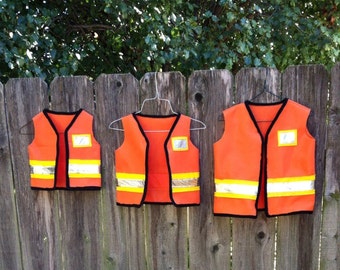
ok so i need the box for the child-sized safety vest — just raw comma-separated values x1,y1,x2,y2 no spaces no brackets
214,98,315,217
28,109,101,190
115,113,200,206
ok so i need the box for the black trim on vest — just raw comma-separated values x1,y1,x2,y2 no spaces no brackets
42,108,83,190
213,209,313,218
132,112,181,206
164,114,181,206
244,98,289,217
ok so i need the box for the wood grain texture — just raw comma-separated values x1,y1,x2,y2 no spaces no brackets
321,63,340,270
233,68,279,270
0,82,22,270
0,65,337,270
278,65,328,270
49,76,101,270
94,73,146,270
4,78,54,270
188,70,234,270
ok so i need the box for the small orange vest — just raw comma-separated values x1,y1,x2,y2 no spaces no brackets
115,113,200,206
28,109,101,189
214,99,315,217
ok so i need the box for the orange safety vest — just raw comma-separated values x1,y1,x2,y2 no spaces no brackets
28,109,101,189
214,98,315,217
115,113,200,206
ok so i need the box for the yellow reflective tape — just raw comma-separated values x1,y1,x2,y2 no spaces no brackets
69,173,101,178
172,186,200,193
172,172,199,180
116,173,145,180
29,160,56,166
69,159,100,165
116,186,144,193
30,174,54,179
267,175,315,183
214,192,257,200
268,190,315,198
214,179,259,186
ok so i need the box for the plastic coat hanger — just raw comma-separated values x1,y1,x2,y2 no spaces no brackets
109,72,206,132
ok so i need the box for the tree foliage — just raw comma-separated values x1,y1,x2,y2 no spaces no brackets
0,0,339,82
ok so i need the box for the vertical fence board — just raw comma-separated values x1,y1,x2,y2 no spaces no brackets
188,70,234,270
140,72,188,270
4,78,55,270
94,73,145,270
321,63,340,270
233,68,280,270
0,82,22,270
49,76,101,270
278,65,328,270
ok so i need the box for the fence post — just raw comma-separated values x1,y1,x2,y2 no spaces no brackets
4,78,52,270
277,65,328,270
321,62,340,270
188,69,234,270
0,82,22,270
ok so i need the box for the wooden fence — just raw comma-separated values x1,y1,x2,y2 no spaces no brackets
0,64,339,270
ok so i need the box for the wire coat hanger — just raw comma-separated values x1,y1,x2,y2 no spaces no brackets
108,72,206,132
135,72,177,115
250,80,282,101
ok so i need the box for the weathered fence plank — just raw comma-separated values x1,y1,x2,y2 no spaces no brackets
49,76,101,270
4,78,55,270
321,62,340,270
233,68,280,270
0,82,22,270
140,72,189,270
188,69,234,270
277,65,328,270
94,73,145,270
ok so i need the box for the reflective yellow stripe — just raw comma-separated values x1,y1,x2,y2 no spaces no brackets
69,173,101,178
172,172,199,180
29,160,55,166
215,179,258,186
268,190,315,197
116,186,144,193
116,173,145,180
173,186,200,193
267,175,315,182
69,159,100,165
30,174,54,179
214,192,257,200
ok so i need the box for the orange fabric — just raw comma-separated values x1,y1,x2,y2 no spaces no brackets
214,99,315,216
28,109,101,189
115,113,200,206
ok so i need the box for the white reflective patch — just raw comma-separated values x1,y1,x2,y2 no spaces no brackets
215,183,258,195
267,180,314,193
72,134,92,148
171,136,188,151
278,129,297,146
68,164,100,174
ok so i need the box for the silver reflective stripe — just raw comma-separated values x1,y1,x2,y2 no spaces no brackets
30,165,55,175
267,180,314,193
68,164,100,174
117,179,145,187
215,183,258,196
172,178,198,187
